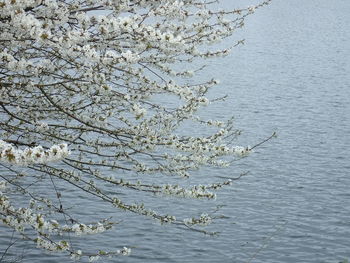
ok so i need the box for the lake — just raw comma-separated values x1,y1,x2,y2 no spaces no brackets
1,0,349,262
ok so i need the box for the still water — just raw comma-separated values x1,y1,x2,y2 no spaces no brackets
1,0,350,262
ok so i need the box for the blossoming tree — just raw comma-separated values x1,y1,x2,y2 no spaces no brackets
0,0,272,261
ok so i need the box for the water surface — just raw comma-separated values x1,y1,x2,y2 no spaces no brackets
1,0,350,262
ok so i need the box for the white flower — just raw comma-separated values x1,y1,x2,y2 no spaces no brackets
119,247,131,256
198,97,209,106
131,104,147,119
0,140,70,166
248,6,256,12
71,250,82,260
233,146,252,157
121,50,139,63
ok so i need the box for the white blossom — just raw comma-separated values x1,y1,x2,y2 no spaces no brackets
0,0,272,260
0,140,70,166
233,146,252,157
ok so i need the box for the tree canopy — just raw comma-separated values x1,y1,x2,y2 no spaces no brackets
0,0,271,261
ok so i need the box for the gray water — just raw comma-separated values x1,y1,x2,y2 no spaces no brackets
1,0,350,262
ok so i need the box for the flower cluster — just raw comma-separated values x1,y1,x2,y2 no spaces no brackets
0,140,70,166
69,223,108,236
161,184,217,199
184,213,212,226
233,146,253,157
36,237,70,252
